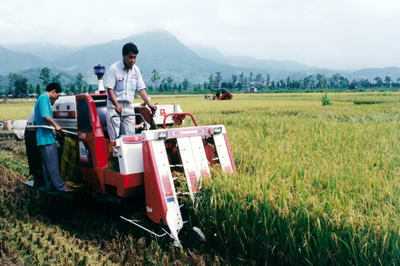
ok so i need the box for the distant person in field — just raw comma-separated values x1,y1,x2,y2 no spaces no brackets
34,82,73,192
105,42,157,145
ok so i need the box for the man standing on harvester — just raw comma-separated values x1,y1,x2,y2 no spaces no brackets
35,83,73,192
106,42,157,144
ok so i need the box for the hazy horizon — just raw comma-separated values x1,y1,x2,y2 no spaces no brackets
1,0,399,70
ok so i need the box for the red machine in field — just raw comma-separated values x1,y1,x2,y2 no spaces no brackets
211,88,233,100
25,93,235,246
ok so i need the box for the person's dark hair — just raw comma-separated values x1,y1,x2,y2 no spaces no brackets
46,82,62,93
122,42,139,56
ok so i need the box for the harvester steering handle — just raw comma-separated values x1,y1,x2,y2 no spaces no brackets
110,113,147,139
26,125,78,136
163,112,197,129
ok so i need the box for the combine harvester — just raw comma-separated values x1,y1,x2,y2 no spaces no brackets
24,92,235,247
211,88,233,100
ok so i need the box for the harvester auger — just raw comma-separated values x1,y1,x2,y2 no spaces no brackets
24,93,235,247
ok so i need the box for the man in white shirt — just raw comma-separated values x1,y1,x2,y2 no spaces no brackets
105,42,156,143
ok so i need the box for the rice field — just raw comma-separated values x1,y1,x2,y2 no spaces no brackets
1,92,400,265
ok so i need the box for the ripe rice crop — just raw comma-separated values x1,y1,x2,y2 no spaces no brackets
187,92,400,265
1,92,399,265
0,98,36,122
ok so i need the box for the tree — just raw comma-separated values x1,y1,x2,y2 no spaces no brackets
173,83,178,93
249,72,253,83
193,84,201,92
35,84,41,97
13,74,28,98
331,73,342,88
255,73,263,88
359,79,370,88
286,77,291,89
39,67,52,88
151,69,161,90
166,76,174,91
68,82,76,95
221,82,229,88
88,84,94,94
52,73,63,86
215,72,222,88
208,74,215,89
316,73,326,89
28,84,34,95
304,75,315,89
279,79,286,89
158,84,164,93
182,78,189,91
374,76,383,87
7,73,18,96
266,74,271,87
384,76,391,87
239,72,245,91
75,73,85,94
231,74,238,89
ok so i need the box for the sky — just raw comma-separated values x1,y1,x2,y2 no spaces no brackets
0,0,399,70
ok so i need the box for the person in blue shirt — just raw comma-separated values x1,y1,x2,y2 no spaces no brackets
25,96,56,187
34,82,73,192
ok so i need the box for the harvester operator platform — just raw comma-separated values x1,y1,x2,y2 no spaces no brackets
105,42,157,146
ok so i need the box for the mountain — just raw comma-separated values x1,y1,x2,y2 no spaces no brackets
1,30,400,87
48,30,240,84
3,43,83,62
347,67,400,81
189,45,318,72
0,46,44,74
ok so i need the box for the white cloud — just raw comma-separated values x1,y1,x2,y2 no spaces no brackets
0,0,399,69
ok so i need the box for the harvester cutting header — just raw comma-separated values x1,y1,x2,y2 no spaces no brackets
24,42,235,247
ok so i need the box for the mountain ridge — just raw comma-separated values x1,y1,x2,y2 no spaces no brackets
1,30,400,86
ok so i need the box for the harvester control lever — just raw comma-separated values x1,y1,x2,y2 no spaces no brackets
163,112,197,129
110,113,147,138
150,103,158,117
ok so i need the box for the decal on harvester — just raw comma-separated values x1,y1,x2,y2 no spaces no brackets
122,135,142,144
79,141,90,162
224,165,233,173
188,170,198,191
170,127,208,137
200,168,208,178
53,111,76,118
160,109,167,117
161,174,174,197
79,141,93,168
166,197,175,203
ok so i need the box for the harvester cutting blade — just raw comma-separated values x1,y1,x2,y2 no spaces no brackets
176,136,210,201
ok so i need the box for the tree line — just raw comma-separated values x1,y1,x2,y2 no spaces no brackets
0,67,92,98
1,67,399,98
149,69,400,94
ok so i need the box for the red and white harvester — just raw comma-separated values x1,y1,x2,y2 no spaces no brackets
25,92,235,246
